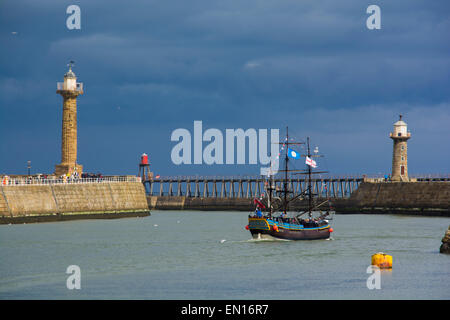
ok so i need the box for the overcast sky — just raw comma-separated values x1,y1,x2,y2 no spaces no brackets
0,0,449,177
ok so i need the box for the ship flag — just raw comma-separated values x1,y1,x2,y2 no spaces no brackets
254,198,266,209
287,148,300,159
306,156,317,168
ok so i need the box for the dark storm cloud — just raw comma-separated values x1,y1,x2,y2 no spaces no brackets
0,0,449,175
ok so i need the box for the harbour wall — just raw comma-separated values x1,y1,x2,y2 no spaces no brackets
147,196,256,211
147,195,354,212
147,181,450,217
0,181,150,224
340,181,450,216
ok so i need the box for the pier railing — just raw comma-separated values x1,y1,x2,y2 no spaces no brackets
1,176,141,186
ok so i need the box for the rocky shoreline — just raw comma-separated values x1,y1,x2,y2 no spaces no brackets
440,226,450,254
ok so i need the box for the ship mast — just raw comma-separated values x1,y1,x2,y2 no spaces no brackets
283,127,289,214
269,127,308,216
275,126,304,215
307,137,313,218
268,176,272,218
298,136,328,218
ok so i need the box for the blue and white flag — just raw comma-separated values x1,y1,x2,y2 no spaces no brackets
287,148,300,159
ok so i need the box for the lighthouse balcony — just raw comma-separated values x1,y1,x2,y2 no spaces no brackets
57,82,83,92
390,132,411,139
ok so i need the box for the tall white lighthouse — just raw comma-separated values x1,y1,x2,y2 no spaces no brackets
54,62,84,176
389,115,411,181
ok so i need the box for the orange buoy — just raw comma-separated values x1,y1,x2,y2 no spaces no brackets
273,225,279,232
329,228,334,233
245,225,249,230
371,252,393,269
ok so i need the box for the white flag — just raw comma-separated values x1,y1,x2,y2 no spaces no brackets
306,156,317,168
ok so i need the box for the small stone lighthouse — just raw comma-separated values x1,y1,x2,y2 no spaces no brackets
390,115,411,181
54,62,84,176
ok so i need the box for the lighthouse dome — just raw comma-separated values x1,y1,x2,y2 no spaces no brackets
394,115,407,127
64,69,76,79
392,115,408,137
394,120,407,127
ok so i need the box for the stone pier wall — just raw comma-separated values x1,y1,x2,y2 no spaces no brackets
0,182,150,224
148,196,256,211
335,181,450,216
148,195,350,212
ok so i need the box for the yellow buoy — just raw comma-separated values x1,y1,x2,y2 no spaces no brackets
371,252,393,269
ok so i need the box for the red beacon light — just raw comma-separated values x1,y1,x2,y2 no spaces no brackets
140,153,149,165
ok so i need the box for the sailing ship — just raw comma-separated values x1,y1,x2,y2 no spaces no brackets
247,128,334,240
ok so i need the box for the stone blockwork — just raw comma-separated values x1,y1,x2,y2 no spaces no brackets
391,139,409,181
341,181,450,216
60,95,79,165
0,182,150,224
54,94,83,177
148,196,256,211
1,185,57,216
0,191,9,216
147,196,337,212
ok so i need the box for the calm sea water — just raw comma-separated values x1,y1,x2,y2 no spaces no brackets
0,211,449,300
